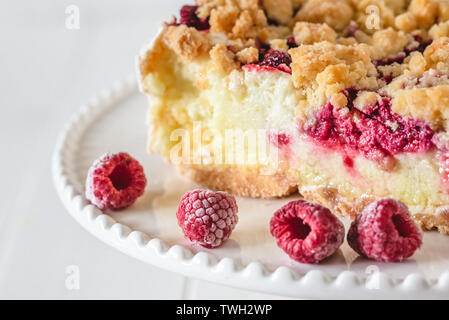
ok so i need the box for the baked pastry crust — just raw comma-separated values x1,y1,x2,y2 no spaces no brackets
178,164,298,198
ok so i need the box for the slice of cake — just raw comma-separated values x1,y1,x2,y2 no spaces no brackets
137,0,449,234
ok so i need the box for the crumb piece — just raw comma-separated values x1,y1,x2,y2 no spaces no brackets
369,28,410,60
395,12,418,32
232,10,256,39
330,92,348,108
293,22,337,45
429,21,449,40
269,39,288,52
209,3,240,34
353,91,379,110
210,43,240,73
392,85,449,129
289,42,374,88
197,1,218,19
236,47,259,64
337,37,358,45
408,51,427,76
262,0,293,25
258,25,291,42
439,2,449,22
409,0,439,29
385,0,409,14
164,25,211,62
424,37,449,73
238,0,258,10
294,0,354,31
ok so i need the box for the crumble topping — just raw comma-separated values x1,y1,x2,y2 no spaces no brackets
293,22,337,45
236,46,259,64
153,0,449,130
262,0,293,25
163,25,211,62
294,0,354,32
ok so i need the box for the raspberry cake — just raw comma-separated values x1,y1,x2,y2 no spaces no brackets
137,0,449,234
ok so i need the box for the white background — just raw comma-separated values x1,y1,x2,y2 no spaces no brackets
0,0,287,299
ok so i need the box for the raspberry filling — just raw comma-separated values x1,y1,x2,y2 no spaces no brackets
244,49,292,74
268,131,293,158
303,89,435,162
179,5,210,30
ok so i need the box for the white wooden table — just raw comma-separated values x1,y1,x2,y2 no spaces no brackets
0,0,286,299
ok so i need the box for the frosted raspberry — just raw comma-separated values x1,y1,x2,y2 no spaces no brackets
270,200,345,264
347,198,422,262
85,153,147,210
176,190,239,248
180,5,210,31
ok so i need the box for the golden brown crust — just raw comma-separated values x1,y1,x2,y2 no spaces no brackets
178,164,298,198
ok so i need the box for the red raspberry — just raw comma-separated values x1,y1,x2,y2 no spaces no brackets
270,200,345,264
287,36,298,48
260,49,292,68
85,153,147,210
176,190,238,248
347,198,422,262
180,5,210,31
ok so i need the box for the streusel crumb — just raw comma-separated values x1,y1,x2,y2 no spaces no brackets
269,39,288,52
210,43,240,73
210,3,240,34
369,28,411,60
409,0,438,29
164,25,211,62
293,22,337,45
289,41,375,89
424,37,449,73
262,0,293,25
236,46,259,64
294,0,354,31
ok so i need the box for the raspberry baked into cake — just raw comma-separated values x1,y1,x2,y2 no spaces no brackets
137,0,449,234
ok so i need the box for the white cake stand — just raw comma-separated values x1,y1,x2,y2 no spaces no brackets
52,77,449,299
